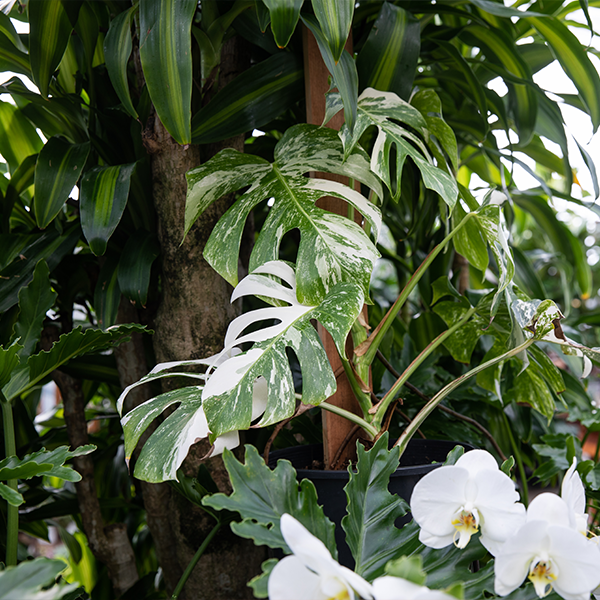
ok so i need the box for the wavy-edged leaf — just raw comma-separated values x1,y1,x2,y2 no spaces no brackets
186,123,381,305
139,0,196,144
191,52,303,144
302,14,358,132
527,16,600,132
80,163,136,256
0,482,22,507
0,557,78,599
356,2,420,101
117,229,160,308
203,445,337,556
0,344,21,389
28,0,72,97
341,88,458,209
0,101,42,174
34,137,90,229
12,261,56,357
312,0,353,63
104,5,137,118
342,433,409,580
461,25,537,145
2,324,148,402
262,0,303,48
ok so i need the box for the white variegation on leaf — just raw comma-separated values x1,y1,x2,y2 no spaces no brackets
336,88,458,210
117,262,363,482
185,123,382,305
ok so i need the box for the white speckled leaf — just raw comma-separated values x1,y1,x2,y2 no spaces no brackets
186,123,381,305
339,88,457,209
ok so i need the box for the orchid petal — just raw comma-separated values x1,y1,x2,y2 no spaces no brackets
527,493,571,528
268,555,327,600
418,529,455,550
562,458,588,534
455,449,499,474
373,576,456,600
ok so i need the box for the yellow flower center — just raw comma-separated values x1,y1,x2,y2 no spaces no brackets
451,509,479,548
528,559,557,598
327,591,350,600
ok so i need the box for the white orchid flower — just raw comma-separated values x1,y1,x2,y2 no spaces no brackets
372,576,456,600
268,514,373,600
494,493,600,600
410,449,525,554
561,458,589,535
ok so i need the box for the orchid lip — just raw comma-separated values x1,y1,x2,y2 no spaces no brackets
451,507,480,548
528,556,558,598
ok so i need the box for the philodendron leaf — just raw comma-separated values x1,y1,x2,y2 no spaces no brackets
2,324,148,402
203,445,338,557
342,433,410,581
139,0,196,144
339,88,458,209
80,163,136,256
34,137,90,229
12,261,57,357
104,5,137,119
0,344,21,389
117,262,363,481
262,0,303,48
185,123,382,305
248,559,278,599
0,482,22,506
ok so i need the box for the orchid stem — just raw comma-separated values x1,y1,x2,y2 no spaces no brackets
394,338,534,456
1,396,17,566
320,402,378,438
502,411,529,507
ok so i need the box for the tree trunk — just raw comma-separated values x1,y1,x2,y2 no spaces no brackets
141,34,265,599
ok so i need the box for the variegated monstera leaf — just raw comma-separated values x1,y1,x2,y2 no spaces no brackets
329,87,458,209
185,123,383,306
117,262,363,482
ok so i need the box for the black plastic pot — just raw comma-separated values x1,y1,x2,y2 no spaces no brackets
268,439,473,568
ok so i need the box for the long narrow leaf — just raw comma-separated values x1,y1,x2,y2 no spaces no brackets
0,101,42,174
262,0,303,48
312,0,353,63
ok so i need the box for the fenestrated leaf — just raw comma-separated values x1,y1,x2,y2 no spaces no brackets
0,557,78,600
340,88,458,209
342,433,410,580
0,101,42,174
80,163,136,256
191,52,303,144
302,14,358,132
28,0,72,97
117,230,160,308
203,445,338,557
312,0,353,63
0,445,94,482
2,324,148,402
104,4,137,118
139,0,196,144
33,136,90,229
262,0,303,48
186,123,382,305
356,2,420,101
527,16,600,132
12,261,57,357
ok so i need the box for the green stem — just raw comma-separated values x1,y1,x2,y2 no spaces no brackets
358,212,475,368
340,358,372,420
372,307,476,428
1,397,18,566
320,402,378,438
502,411,529,506
172,521,222,599
394,338,534,456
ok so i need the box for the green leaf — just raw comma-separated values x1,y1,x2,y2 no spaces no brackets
384,555,427,586
431,276,461,306
12,261,57,357
468,0,544,17
342,433,410,580
262,0,303,48
191,52,303,144
80,163,136,256
312,0,353,63
203,445,338,556
356,2,420,101
0,445,94,482
0,557,77,600
0,101,42,174
512,246,547,301
527,16,600,132
56,525,82,565
185,123,381,305
2,324,148,402
575,137,599,199
248,559,278,599
104,5,137,119
94,253,121,329
443,445,465,466
0,344,21,389
34,137,90,229
28,0,72,97
0,481,23,506
433,301,485,364
117,230,160,308
139,0,196,144
505,364,555,422
255,1,271,32
340,89,458,209
452,194,488,274
0,29,30,76
527,344,565,395
501,456,515,476
0,11,27,53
